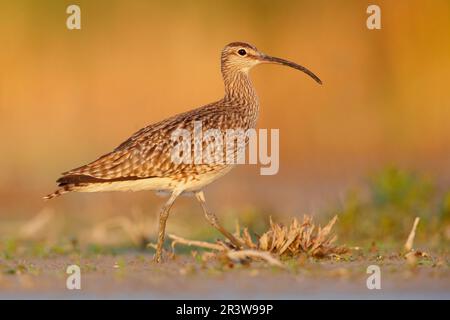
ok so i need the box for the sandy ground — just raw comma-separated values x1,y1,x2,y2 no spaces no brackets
1,252,449,300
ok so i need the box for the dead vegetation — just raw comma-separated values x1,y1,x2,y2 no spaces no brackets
90,208,153,247
168,215,349,267
403,217,431,266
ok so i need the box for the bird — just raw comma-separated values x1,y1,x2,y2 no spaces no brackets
44,42,322,262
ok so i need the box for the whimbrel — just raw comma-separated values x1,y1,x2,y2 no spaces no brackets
45,42,322,262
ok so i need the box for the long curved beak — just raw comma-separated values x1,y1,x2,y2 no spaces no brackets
260,54,322,85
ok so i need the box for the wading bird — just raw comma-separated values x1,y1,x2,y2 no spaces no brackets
45,42,322,262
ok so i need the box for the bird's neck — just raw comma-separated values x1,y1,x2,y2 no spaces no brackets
221,70,259,129
222,70,258,105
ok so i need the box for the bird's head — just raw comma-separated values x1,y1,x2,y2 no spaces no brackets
221,42,322,85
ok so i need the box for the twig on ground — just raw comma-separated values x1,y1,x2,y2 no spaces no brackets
168,234,284,268
169,234,225,251
404,217,420,252
226,249,285,268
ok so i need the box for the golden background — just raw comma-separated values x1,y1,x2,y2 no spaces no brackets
1,0,449,221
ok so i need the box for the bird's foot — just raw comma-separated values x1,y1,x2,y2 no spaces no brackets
152,253,163,263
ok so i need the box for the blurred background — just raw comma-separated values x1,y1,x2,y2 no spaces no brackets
0,0,449,248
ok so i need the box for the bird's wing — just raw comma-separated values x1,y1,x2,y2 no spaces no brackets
59,104,232,183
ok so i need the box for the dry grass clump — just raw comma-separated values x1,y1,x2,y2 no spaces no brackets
234,215,348,258
169,215,348,267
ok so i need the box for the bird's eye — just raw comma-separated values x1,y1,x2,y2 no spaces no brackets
238,49,247,56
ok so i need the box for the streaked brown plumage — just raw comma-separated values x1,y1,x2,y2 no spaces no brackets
45,42,321,262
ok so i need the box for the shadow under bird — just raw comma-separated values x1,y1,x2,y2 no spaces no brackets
45,42,322,262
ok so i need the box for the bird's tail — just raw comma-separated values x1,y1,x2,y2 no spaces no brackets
43,185,73,200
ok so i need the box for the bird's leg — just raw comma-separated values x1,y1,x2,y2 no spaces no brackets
153,190,180,263
195,191,243,249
